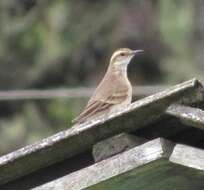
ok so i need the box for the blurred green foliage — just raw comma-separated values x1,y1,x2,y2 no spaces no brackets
0,0,204,155
159,0,194,82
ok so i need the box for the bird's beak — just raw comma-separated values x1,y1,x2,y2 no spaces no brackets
132,50,144,55
129,50,143,60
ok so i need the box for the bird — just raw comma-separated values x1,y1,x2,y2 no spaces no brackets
72,48,143,124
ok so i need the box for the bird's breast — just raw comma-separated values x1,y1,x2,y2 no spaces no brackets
110,72,132,112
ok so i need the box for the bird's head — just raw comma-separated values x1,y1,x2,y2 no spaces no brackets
110,48,143,71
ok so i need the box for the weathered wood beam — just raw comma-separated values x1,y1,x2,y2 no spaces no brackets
33,138,204,190
170,143,204,170
33,138,173,190
92,134,147,162
0,78,202,185
166,104,204,130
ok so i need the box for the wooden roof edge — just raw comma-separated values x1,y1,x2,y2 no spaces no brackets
33,137,204,190
0,78,203,185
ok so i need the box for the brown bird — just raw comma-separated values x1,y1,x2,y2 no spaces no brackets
72,48,143,124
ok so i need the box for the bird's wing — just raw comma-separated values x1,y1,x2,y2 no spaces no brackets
72,100,111,124
72,87,129,124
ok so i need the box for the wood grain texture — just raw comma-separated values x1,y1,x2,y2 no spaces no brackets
33,138,204,190
0,78,202,186
166,104,204,130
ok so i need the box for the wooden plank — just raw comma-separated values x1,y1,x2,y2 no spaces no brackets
34,138,204,190
86,160,204,190
170,144,204,170
33,138,174,190
166,104,204,130
0,78,202,185
92,134,147,162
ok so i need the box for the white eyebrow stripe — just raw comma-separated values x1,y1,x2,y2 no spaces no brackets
110,51,123,62
113,50,125,57
110,48,132,63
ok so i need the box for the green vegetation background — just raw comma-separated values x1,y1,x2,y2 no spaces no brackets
0,0,203,155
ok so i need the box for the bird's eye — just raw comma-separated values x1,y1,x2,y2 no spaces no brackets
120,53,125,56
